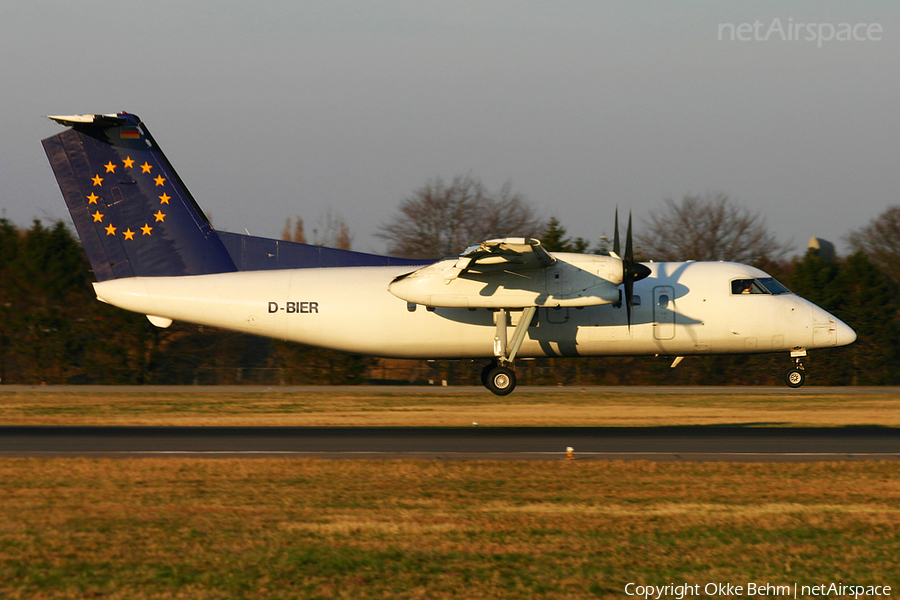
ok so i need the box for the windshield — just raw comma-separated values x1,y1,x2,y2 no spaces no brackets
757,277,791,295
731,277,792,295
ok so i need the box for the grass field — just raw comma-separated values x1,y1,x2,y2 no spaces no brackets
1,389,900,427
1,458,899,599
1,389,899,598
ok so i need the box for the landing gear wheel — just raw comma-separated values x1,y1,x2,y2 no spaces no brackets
480,362,496,387
784,368,805,388
486,366,516,396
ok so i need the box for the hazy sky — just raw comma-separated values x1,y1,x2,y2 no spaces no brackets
2,1,898,256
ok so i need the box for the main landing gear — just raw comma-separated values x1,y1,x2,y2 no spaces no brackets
480,306,536,396
784,348,807,388
482,362,516,396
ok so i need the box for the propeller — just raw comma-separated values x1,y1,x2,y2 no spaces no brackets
612,208,652,329
612,209,620,259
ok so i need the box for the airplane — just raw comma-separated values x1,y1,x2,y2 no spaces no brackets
42,112,856,395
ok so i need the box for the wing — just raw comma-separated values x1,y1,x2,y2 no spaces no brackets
440,238,556,282
388,238,625,309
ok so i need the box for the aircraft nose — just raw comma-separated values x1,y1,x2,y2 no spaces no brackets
835,317,857,347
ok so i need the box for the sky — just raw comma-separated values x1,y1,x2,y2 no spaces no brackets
2,1,898,256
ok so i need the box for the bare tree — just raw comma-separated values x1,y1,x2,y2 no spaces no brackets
637,192,792,263
313,209,353,250
847,206,900,286
334,221,352,251
281,216,306,243
281,212,351,249
377,175,543,258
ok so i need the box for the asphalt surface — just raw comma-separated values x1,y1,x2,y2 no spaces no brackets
3,425,900,461
3,385,900,394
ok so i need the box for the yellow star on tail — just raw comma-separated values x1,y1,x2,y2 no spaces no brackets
123,156,135,168
92,210,104,222
123,229,135,240
104,162,116,173
105,224,117,236
141,223,153,236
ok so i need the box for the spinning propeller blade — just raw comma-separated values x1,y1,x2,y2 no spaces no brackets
612,209,651,330
612,208,620,259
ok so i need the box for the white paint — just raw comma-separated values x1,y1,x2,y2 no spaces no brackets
93,260,856,360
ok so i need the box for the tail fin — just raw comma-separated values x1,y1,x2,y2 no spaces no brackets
42,112,236,281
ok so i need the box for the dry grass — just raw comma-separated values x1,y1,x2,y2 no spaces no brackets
1,390,899,427
0,458,898,599
2,390,899,597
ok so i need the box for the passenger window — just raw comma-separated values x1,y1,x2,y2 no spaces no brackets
616,294,641,308
658,294,669,308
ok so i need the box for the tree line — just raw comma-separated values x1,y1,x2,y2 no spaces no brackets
1,185,898,386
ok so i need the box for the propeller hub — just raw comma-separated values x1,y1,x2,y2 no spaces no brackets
627,262,651,282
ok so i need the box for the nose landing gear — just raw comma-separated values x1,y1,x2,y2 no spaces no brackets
784,365,806,388
784,349,807,388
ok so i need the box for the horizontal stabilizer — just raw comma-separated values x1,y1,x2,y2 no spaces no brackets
48,114,127,126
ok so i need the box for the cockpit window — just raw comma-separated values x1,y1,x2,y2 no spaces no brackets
731,279,767,294
757,277,791,295
731,278,792,295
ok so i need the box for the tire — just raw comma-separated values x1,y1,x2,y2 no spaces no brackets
486,366,516,396
784,368,805,388
480,363,495,388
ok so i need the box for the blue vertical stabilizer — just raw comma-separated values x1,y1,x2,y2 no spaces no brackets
43,112,431,279
42,113,237,280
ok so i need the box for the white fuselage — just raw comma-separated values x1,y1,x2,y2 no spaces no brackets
92,259,855,359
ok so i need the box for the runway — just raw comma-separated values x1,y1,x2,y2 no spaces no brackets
3,384,900,394
3,426,900,461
